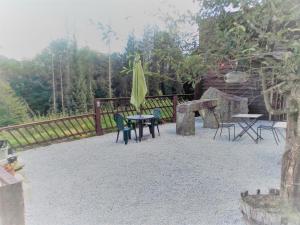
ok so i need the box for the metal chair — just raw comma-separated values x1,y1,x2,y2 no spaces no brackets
113,113,137,144
257,121,280,145
213,113,235,141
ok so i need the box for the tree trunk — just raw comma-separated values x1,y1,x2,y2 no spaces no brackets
108,54,112,98
59,55,65,115
65,52,72,111
280,85,300,210
269,74,274,120
108,41,112,98
88,64,94,108
51,53,57,113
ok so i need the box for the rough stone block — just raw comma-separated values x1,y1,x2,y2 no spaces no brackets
0,167,25,225
176,111,195,136
176,99,217,136
200,87,248,128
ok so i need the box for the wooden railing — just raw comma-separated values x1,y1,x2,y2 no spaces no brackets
0,94,193,150
0,114,95,149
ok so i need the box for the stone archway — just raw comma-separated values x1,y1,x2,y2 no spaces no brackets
176,99,218,136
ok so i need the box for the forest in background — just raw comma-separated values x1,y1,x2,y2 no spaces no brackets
0,23,199,126
2,0,300,216
1,0,299,127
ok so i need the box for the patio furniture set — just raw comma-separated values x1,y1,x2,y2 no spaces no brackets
214,113,287,144
113,106,286,145
113,108,161,144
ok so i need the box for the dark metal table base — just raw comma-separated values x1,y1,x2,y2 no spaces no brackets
131,118,155,142
233,118,263,143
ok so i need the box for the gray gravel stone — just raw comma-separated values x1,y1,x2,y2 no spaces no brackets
20,119,284,225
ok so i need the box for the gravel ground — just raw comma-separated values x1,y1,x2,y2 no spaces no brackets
20,119,285,225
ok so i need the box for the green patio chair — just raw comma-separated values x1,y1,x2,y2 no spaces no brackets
145,108,161,136
153,108,161,135
113,113,137,144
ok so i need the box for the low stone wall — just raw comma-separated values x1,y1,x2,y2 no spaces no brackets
240,189,300,225
176,99,217,136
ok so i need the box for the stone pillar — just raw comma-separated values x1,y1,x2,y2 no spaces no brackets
176,99,218,136
176,109,195,136
0,167,25,225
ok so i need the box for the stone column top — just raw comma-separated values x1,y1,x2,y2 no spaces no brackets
177,99,218,113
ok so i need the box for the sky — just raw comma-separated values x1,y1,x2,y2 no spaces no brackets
0,0,199,60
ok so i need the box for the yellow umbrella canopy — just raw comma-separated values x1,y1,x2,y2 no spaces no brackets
130,54,148,113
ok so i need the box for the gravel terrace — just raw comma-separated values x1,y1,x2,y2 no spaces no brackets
20,119,285,225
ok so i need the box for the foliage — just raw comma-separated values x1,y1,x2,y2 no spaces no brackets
0,39,114,117
0,80,28,126
177,55,208,87
0,0,298,127
0,19,202,126
195,0,300,211
194,0,300,88
122,27,192,95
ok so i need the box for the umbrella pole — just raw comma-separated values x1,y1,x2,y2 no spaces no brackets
137,69,142,117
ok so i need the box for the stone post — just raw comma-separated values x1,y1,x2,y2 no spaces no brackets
0,167,25,225
176,99,218,136
176,106,195,135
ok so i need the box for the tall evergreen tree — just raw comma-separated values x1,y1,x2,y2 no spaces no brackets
69,37,88,112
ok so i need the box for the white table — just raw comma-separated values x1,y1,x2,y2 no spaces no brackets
232,114,263,143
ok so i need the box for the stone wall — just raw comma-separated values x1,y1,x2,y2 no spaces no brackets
240,189,300,225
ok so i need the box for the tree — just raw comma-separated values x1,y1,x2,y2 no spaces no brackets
69,37,89,112
93,52,109,98
195,0,300,214
0,36,118,120
48,39,69,114
0,80,28,126
122,27,196,96
116,33,138,97
253,0,300,211
151,30,184,94
77,47,99,110
51,52,57,113
34,39,70,114
96,22,118,98
3,57,52,115
112,53,128,97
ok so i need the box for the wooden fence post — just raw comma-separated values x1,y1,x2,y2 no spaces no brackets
94,99,103,135
172,95,178,122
